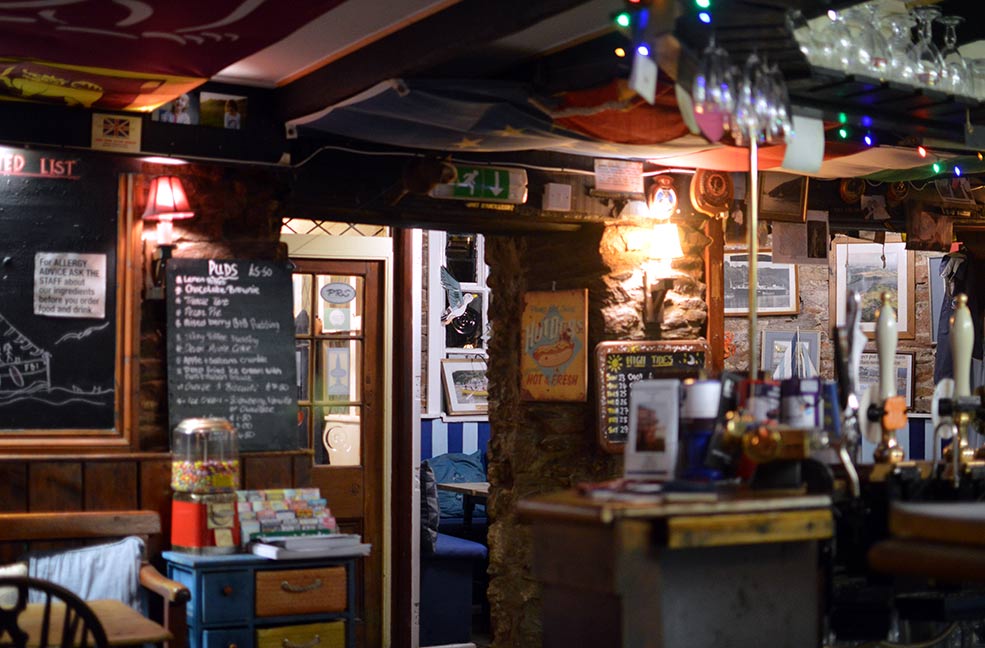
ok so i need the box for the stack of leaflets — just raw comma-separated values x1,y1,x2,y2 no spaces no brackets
250,532,371,560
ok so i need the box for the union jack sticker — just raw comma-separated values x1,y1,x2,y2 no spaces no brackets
102,117,130,138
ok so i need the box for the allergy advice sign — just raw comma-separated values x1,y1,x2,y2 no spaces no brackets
33,252,107,318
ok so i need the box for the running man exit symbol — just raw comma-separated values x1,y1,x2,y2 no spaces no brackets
428,164,528,204
452,166,509,199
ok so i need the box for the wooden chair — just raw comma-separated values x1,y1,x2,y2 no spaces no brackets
0,576,109,648
0,511,189,648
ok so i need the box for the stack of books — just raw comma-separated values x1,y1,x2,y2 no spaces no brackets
250,532,371,560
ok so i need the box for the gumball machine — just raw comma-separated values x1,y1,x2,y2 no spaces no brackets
170,418,241,554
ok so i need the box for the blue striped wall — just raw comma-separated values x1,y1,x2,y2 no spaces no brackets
420,416,964,465
858,415,985,463
421,418,491,460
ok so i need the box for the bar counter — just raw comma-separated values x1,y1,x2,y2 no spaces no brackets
518,488,833,648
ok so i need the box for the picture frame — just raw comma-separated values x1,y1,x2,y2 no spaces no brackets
758,171,809,223
761,330,821,378
441,358,489,416
723,251,799,316
520,288,588,402
858,351,915,408
829,239,915,339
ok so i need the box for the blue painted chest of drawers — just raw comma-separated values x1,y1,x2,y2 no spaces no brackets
163,551,356,648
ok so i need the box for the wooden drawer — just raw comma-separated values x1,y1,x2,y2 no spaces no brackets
255,566,347,617
201,569,253,624
256,621,345,648
202,627,251,648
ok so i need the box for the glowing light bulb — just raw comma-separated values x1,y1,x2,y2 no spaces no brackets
614,47,626,58
698,11,711,23
637,44,650,57
918,146,927,158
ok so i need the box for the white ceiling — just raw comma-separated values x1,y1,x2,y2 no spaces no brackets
212,0,459,87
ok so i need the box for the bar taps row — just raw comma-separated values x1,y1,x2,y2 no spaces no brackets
833,288,985,489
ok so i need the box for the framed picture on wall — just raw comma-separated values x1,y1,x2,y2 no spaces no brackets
761,330,821,378
830,239,915,339
758,172,809,223
441,358,489,416
858,351,914,408
723,251,799,316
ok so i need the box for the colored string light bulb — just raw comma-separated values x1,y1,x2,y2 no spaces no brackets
698,11,711,23
615,12,631,28
918,146,927,158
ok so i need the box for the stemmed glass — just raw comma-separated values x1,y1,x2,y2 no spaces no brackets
909,6,944,87
691,37,735,141
884,12,916,83
847,2,890,77
814,10,853,71
938,16,970,97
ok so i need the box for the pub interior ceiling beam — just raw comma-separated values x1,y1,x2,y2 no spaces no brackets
274,0,605,123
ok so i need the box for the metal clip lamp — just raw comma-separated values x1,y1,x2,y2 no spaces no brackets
142,175,194,293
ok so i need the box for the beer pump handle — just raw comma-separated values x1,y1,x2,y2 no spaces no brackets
951,293,973,398
846,291,865,401
876,292,898,403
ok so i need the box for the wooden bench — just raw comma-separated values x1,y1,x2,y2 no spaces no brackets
0,510,190,648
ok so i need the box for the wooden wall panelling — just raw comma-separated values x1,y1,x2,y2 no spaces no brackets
140,459,173,558
293,454,313,487
29,463,83,512
0,463,28,562
242,455,294,490
0,463,27,513
84,462,138,511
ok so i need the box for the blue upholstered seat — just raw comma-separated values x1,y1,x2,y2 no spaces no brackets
420,533,488,646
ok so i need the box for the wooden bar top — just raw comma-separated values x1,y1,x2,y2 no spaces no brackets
518,488,832,525
889,501,985,547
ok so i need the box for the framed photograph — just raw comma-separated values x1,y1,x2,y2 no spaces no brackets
200,91,247,130
625,379,680,480
761,330,821,378
758,172,809,223
441,358,489,416
830,239,915,339
858,351,914,408
723,251,799,316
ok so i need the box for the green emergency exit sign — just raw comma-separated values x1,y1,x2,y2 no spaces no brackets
429,165,528,204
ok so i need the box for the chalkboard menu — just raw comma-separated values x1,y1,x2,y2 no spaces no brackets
166,259,301,452
0,150,118,433
595,340,709,453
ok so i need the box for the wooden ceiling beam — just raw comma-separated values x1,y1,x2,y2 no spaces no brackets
275,0,605,123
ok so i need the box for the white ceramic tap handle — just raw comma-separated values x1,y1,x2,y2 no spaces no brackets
876,292,898,402
951,293,973,398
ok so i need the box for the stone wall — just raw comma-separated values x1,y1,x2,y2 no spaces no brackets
484,211,710,647
724,244,937,414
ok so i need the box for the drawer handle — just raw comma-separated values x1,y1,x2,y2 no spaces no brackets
282,635,320,648
280,578,323,593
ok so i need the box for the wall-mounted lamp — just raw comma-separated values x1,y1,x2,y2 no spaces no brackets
641,176,684,327
142,175,194,296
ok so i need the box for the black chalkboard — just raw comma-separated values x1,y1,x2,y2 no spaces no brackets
166,258,301,452
0,151,118,431
595,340,709,453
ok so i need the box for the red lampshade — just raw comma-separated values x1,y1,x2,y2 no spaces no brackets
142,176,194,221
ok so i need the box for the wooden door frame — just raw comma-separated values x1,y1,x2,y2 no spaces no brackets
282,234,395,646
